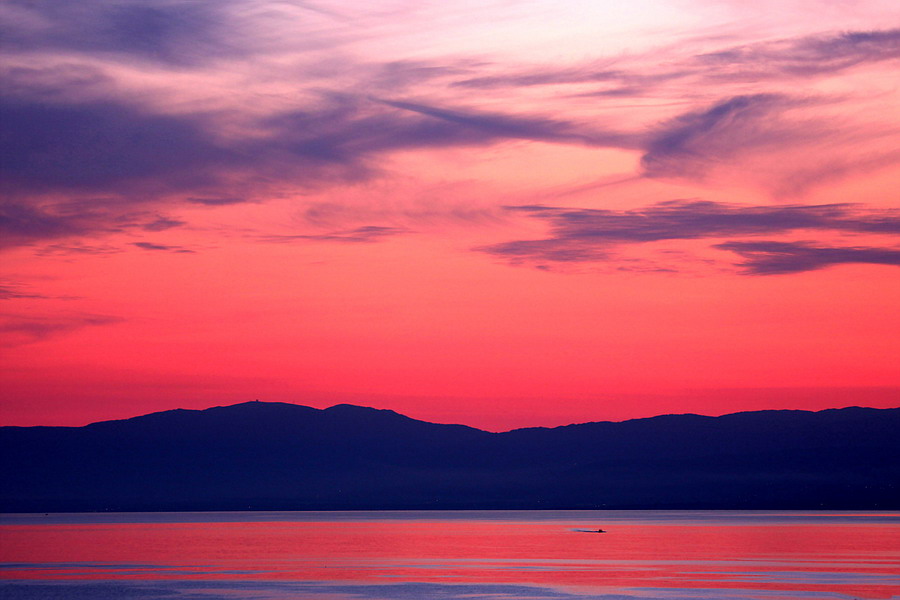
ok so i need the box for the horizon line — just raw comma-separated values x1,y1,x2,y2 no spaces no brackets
4,399,898,434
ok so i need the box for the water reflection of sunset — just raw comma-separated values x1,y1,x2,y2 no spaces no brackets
3,514,898,599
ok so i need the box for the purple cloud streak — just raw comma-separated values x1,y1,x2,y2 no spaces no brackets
479,201,900,275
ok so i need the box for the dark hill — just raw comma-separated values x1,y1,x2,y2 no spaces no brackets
1,403,897,511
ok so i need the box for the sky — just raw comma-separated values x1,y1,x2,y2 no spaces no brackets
1,0,899,431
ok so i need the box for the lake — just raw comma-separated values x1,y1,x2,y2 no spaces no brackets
1,511,898,599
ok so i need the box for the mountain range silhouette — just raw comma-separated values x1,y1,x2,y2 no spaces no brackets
2,402,898,511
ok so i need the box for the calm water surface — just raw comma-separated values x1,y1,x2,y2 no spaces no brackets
1,511,898,600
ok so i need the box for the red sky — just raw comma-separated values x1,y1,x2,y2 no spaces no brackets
2,0,899,431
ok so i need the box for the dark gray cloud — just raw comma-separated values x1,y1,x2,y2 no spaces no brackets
3,71,626,248
477,238,609,263
1,201,91,248
265,96,634,170
697,28,900,80
502,201,900,241
132,242,195,253
0,313,122,346
716,240,900,275
185,197,246,206
378,99,634,148
640,94,798,179
0,97,236,192
261,225,407,244
141,217,185,231
1,47,638,251
478,201,900,275
267,100,492,165
0,0,244,67
35,243,121,256
0,282,80,300
0,199,189,249
0,67,287,237
639,92,900,194
0,284,50,300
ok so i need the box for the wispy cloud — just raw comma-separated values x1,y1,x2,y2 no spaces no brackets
639,92,900,196
499,201,900,241
377,99,634,148
0,198,188,249
639,94,803,180
266,95,633,168
452,28,900,93
716,240,900,275
1,0,261,67
185,197,246,206
301,197,503,230
35,243,122,256
260,225,407,244
2,0,898,267
0,312,123,346
479,201,900,274
696,28,900,80
0,283,57,300
446,30,900,194
1,68,629,249
132,242,195,253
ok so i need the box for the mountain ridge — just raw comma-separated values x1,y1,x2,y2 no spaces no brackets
10,400,891,432
2,402,898,512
